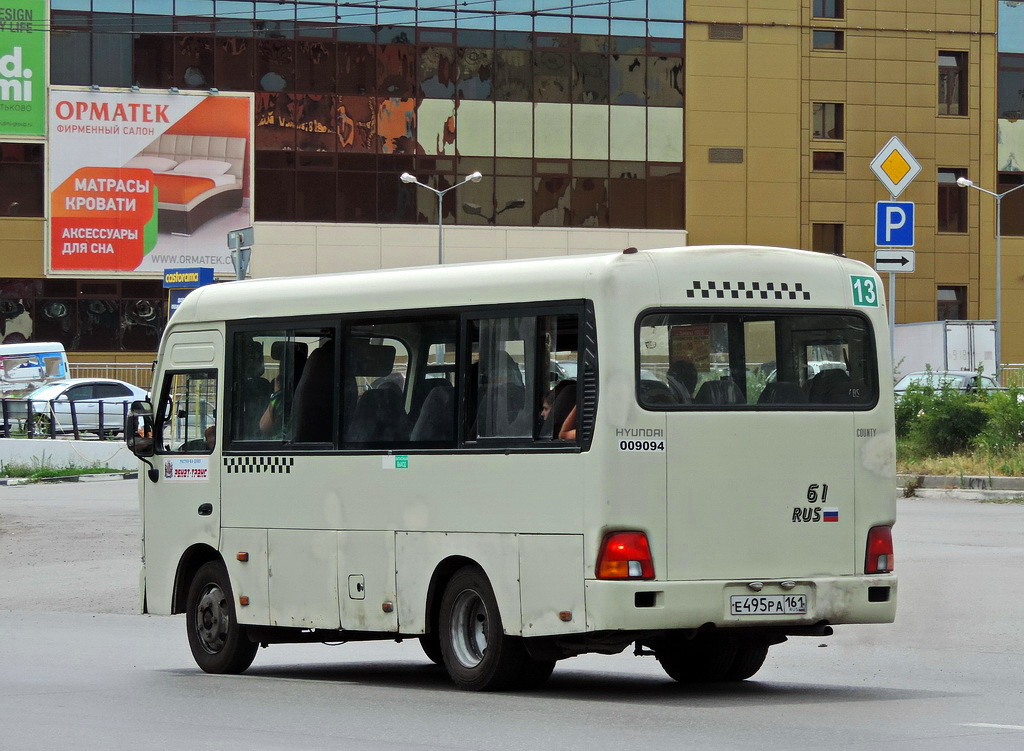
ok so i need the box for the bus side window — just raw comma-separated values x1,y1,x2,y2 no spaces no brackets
157,370,217,454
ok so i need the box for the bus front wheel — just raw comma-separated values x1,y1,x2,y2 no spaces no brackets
185,561,258,674
439,566,531,691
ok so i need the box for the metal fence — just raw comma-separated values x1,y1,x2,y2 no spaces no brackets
69,362,154,389
0,398,130,441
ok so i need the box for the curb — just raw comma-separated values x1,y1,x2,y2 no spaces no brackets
897,473,1024,491
0,471,138,487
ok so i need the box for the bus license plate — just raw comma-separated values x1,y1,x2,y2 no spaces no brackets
730,594,807,616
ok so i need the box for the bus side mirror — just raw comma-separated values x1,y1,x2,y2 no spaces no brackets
126,400,155,458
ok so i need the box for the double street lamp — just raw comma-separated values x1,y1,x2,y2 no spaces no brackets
400,171,482,264
956,177,1024,376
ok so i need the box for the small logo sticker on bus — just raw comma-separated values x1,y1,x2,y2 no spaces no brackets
383,455,410,469
164,457,210,481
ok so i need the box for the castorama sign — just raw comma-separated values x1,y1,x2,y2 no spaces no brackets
0,1,44,136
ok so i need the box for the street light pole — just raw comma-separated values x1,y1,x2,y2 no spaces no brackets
400,171,483,264
956,177,1024,378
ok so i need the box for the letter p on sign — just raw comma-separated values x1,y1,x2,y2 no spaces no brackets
875,201,915,247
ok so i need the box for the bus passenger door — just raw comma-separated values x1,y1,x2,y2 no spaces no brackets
145,346,221,615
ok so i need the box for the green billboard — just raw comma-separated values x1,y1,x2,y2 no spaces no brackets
0,0,45,136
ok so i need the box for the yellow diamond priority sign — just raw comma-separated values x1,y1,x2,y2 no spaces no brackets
870,136,921,198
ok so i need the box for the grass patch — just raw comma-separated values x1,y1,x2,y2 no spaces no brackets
1,461,125,482
897,440,1024,477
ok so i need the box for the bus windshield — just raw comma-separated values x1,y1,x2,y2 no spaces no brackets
637,310,877,408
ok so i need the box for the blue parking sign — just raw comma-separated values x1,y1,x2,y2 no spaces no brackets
875,201,914,247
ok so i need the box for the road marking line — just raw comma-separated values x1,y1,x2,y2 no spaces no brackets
960,723,1024,731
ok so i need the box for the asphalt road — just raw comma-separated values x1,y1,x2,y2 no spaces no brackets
1,480,1023,750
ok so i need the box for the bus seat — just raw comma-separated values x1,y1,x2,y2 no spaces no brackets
346,387,410,443
410,382,454,442
807,368,851,404
758,381,808,405
694,378,744,405
474,351,528,437
542,381,577,439
237,339,271,437
289,341,335,442
639,379,678,406
410,377,451,423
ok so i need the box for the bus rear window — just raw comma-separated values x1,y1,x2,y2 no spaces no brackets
637,311,877,409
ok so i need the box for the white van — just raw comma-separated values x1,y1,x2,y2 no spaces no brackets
128,245,897,690
0,342,71,397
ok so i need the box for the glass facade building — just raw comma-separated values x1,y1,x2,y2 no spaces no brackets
51,0,685,229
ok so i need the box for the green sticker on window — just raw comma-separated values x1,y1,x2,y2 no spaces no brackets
395,456,409,469
850,275,879,307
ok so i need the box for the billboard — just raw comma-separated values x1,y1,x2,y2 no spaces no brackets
48,89,253,275
0,0,45,136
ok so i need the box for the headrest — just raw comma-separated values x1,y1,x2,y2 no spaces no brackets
347,339,396,378
271,340,309,362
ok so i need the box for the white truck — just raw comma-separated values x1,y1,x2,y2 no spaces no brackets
892,320,996,381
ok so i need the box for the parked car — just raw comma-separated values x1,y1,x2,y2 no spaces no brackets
894,370,1002,398
14,378,149,434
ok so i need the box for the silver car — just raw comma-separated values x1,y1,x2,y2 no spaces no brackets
20,378,149,434
894,370,1002,398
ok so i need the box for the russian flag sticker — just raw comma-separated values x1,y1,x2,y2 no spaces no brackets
823,508,839,522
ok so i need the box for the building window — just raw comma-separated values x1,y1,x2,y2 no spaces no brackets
812,151,845,171
812,30,844,51
998,173,1024,236
0,143,44,217
812,223,844,255
938,168,968,233
813,0,844,19
939,51,967,116
937,286,967,320
812,102,844,139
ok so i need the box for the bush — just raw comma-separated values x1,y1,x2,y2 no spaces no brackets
894,383,932,438
976,388,1024,453
909,387,988,455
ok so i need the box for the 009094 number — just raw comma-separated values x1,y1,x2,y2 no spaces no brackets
618,440,665,452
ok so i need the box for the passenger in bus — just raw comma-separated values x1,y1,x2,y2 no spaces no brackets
558,405,577,440
205,424,217,450
666,359,698,403
540,380,576,439
259,377,283,436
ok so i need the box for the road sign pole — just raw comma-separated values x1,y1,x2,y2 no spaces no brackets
888,194,897,366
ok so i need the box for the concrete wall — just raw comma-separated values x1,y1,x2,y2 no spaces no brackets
250,223,689,277
0,439,138,471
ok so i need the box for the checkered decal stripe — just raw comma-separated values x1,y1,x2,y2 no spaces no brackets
223,457,295,474
685,280,811,301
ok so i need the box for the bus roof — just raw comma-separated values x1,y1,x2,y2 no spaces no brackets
0,341,67,356
170,245,874,325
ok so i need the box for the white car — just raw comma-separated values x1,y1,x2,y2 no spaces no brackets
21,378,149,435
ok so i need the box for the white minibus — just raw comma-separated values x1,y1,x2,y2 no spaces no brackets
0,341,70,396
127,245,897,690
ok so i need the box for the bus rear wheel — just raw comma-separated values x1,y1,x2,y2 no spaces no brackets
439,566,530,691
186,561,257,674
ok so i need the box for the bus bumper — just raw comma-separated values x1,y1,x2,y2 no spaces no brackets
584,575,897,632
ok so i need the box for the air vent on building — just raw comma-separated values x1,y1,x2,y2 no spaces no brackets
708,23,744,41
708,148,744,164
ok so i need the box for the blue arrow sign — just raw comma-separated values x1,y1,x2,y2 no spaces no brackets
875,201,914,247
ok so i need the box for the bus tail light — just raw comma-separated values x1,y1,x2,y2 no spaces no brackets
865,526,894,574
597,532,654,580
